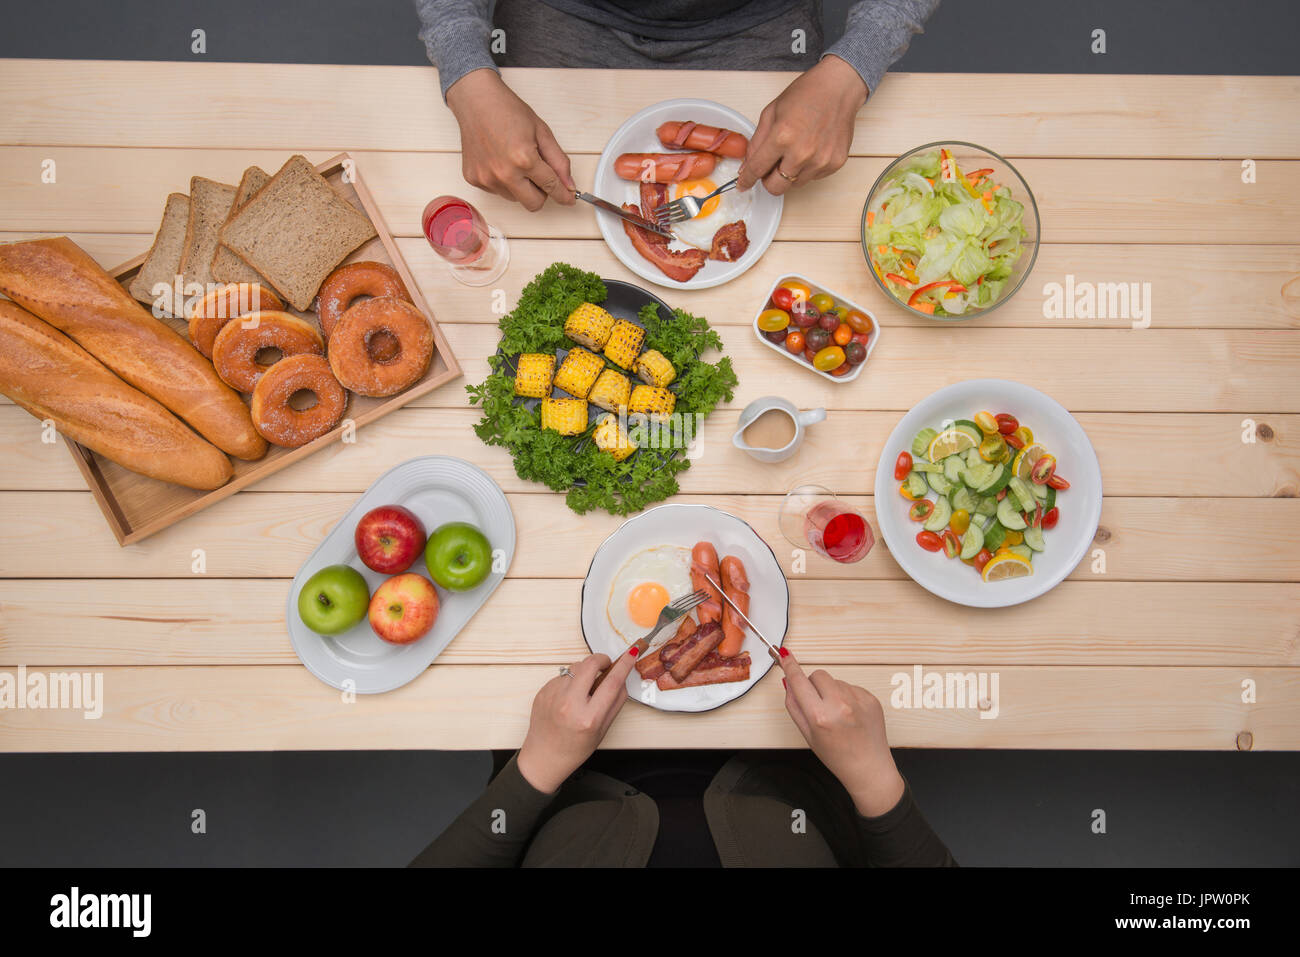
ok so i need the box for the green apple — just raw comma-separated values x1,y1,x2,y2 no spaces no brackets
424,522,492,591
297,564,370,634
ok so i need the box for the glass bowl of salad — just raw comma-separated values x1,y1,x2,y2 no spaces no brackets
861,142,1039,320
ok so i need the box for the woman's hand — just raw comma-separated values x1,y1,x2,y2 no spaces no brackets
737,55,869,196
445,69,576,211
779,650,905,817
516,649,638,794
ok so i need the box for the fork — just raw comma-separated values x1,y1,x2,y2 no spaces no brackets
653,178,738,227
590,589,708,691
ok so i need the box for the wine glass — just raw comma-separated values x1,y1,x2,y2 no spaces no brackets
421,195,509,286
778,484,874,563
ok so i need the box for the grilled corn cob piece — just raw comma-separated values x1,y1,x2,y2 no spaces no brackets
540,398,588,436
603,319,645,369
634,349,676,388
588,369,631,413
629,384,676,418
513,353,555,399
553,347,604,399
565,303,615,350
593,413,637,462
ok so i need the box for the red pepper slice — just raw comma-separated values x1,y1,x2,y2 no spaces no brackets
907,280,967,308
885,272,916,288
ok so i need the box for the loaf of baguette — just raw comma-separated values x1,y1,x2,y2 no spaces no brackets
0,236,267,461
0,301,233,490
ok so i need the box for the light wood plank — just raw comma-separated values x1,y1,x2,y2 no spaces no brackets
2,148,1296,244
3,492,1297,584
1,579,1296,667
0,663,1293,751
3,408,1296,498
6,233,1296,330
2,61,1296,159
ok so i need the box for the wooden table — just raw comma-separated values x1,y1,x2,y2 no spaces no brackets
1,61,1297,752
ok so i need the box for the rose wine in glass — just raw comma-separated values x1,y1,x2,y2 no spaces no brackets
780,484,875,564
421,195,509,286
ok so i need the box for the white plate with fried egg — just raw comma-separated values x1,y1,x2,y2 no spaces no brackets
579,503,789,712
592,98,784,290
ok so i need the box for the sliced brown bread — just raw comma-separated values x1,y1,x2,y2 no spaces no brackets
211,166,270,286
128,192,190,309
178,176,237,292
217,155,377,311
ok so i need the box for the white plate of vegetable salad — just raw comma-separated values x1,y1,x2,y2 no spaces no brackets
862,142,1038,319
874,380,1102,608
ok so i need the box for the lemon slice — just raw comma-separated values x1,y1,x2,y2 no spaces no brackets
982,552,1033,582
1013,442,1048,480
927,428,977,462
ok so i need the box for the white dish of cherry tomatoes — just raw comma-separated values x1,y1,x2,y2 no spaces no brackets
873,380,1102,608
752,273,879,382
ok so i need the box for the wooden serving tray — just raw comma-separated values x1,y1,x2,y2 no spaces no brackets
68,152,462,546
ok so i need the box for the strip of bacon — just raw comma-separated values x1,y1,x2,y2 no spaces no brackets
621,202,707,282
667,620,724,683
635,616,696,680
657,651,751,690
638,182,669,244
709,221,749,262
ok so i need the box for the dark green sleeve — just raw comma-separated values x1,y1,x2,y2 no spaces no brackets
855,778,957,867
409,753,557,867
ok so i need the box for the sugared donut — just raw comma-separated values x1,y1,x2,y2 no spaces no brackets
187,282,284,358
211,311,325,393
327,297,434,397
317,261,410,339
250,354,347,448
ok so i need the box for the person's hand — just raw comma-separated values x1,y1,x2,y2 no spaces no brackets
445,68,576,211
779,650,905,817
516,649,638,794
737,55,869,196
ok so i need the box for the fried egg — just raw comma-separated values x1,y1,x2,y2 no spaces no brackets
669,157,752,250
605,545,693,644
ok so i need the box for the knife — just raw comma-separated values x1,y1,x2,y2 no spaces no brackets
704,572,783,664
574,189,676,240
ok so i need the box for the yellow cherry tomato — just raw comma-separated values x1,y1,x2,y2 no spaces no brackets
810,293,835,313
783,280,812,305
950,508,971,535
900,484,918,500
978,433,1006,462
1013,426,1033,445
813,346,846,372
974,411,999,434
757,308,790,332
1004,529,1024,546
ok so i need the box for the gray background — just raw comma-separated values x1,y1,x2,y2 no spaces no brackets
1,0,1297,866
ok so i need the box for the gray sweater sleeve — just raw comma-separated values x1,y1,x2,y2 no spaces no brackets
414,0,500,99
823,0,941,94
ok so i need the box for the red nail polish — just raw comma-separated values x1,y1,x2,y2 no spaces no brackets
782,678,788,689
628,646,639,657
779,647,789,658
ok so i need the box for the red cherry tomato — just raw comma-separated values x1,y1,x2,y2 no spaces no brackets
909,499,935,522
1047,473,1071,490
1029,503,1043,528
785,330,805,354
832,323,853,347
830,362,852,377
1030,453,1057,485
803,347,817,365
771,287,794,311
1004,432,1025,450
940,528,961,558
916,530,943,552
850,331,871,347
995,413,1019,435
894,451,913,480
1041,507,1060,530
972,549,993,573
845,310,874,335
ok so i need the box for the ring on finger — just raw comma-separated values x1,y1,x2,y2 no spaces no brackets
559,666,576,678
776,167,798,183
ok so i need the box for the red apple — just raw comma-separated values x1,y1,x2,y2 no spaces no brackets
368,573,439,645
355,505,426,574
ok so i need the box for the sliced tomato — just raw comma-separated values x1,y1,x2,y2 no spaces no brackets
972,549,993,574
1041,507,1060,530
940,528,961,558
1047,473,1071,490
995,413,1019,434
900,484,918,500
909,499,936,522
916,530,943,552
1004,432,1025,450
1030,453,1057,485
1029,503,1043,528
894,451,913,481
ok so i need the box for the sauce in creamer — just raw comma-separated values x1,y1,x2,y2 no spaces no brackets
743,409,797,450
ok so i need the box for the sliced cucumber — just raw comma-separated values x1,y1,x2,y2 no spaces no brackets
962,461,995,490
983,465,1013,495
953,420,982,444
911,428,938,457
1043,486,1057,511
910,460,942,473
1030,481,1049,501
950,486,978,513
975,495,998,517
996,496,1027,530
926,470,953,495
905,472,929,498
1023,524,1045,552
964,447,983,470
1008,476,1036,513
983,520,1007,552
973,463,1005,493
923,495,952,532
1009,544,1033,561
943,455,963,483
959,522,985,560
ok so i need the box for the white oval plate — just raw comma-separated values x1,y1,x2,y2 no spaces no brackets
580,503,789,712
592,97,783,290
286,456,516,693
873,379,1103,608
